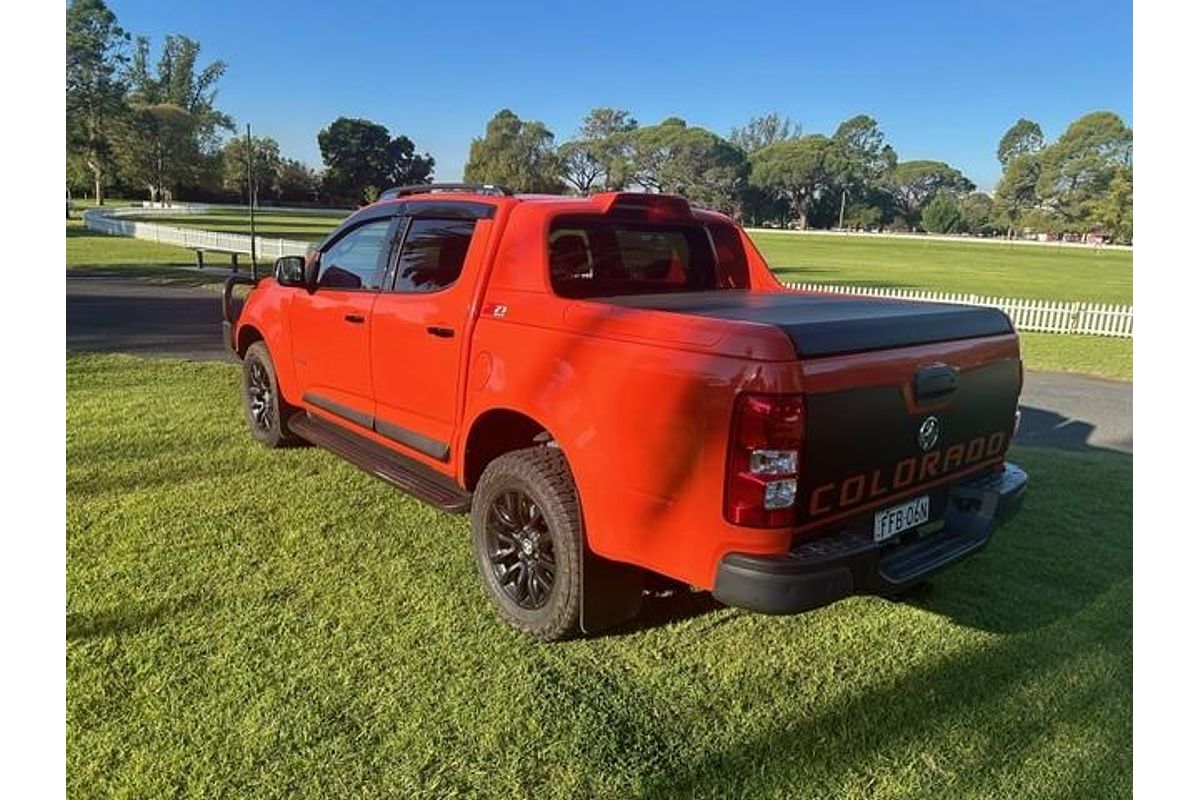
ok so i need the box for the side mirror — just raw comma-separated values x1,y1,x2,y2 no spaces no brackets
303,255,320,290
274,256,306,287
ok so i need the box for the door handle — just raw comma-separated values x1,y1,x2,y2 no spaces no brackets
426,326,455,338
344,314,365,324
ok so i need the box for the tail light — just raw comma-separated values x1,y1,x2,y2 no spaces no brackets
725,393,804,527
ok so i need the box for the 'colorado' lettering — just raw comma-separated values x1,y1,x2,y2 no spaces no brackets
943,443,964,471
839,475,866,506
919,451,941,481
810,484,835,515
804,427,1010,519
893,458,916,488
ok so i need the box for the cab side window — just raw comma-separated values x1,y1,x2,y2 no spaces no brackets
318,219,392,290
393,218,477,293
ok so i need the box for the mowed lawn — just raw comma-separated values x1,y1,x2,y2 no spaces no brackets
67,354,1131,799
751,231,1133,305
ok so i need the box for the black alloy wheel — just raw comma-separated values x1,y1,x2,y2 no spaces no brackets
484,489,557,610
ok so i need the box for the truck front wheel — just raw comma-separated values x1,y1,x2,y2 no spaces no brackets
241,341,299,448
471,447,582,641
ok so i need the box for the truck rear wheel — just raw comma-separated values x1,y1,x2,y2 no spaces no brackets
471,446,582,641
241,341,299,448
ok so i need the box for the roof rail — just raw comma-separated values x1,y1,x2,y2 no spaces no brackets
379,183,514,201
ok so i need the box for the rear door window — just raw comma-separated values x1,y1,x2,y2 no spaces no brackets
392,218,477,293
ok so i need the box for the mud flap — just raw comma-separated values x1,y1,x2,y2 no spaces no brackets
579,543,645,634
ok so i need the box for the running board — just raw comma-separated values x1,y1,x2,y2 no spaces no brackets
288,412,472,513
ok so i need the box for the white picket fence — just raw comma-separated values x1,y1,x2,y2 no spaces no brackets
82,205,311,259
785,282,1133,338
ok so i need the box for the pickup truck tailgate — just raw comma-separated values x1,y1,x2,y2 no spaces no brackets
798,354,1020,530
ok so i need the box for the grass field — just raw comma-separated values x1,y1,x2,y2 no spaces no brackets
66,353,1131,799
751,232,1133,305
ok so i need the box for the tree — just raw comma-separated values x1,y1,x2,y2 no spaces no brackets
886,160,974,227
558,107,638,193
1036,111,1132,230
115,34,233,201
959,192,999,235
626,119,747,214
829,114,896,228
996,118,1044,167
222,135,281,206
464,109,561,193
730,113,800,154
66,0,129,205
749,135,834,229
276,159,321,204
317,117,434,203
993,152,1040,237
921,192,963,234
1089,165,1133,243
558,140,604,194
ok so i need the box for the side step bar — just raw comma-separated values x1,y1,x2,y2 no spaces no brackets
288,412,472,513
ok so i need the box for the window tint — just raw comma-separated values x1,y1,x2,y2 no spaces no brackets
548,218,750,298
318,219,391,290
393,218,477,293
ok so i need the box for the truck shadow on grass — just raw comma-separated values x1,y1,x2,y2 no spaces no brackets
643,579,1131,799
636,432,1131,797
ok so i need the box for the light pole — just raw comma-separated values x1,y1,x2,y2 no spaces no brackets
246,123,257,278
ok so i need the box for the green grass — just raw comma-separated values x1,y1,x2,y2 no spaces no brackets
68,218,247,276
1020,333,1133,381
751,232,1133,305
67,353,1131,799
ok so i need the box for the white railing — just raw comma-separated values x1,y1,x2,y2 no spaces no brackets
82,205,311,259
785,282,1133,338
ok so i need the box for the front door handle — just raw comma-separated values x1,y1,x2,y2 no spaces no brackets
344,314,365,324
427,326,455,338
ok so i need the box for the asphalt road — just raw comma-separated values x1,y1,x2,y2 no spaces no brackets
66,273,1132,454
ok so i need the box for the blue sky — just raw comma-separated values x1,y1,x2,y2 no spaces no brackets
106,0,1131,191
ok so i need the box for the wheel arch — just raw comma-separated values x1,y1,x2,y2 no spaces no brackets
462,407,563,491
236,323,264,358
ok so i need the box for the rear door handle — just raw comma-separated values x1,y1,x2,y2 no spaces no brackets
344,314,365,324
427,326,455,338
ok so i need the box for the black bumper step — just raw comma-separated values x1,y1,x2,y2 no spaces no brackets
288,412,472,513
713,463,1028,614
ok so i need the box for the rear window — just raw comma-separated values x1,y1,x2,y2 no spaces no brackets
548,217,750,298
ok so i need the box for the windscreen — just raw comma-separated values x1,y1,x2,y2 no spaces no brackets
548,217,750,298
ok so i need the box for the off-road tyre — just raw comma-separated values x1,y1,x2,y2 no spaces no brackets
242,341,300,448
471,446,583,641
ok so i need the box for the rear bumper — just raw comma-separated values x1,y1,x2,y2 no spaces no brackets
712,463,1027,615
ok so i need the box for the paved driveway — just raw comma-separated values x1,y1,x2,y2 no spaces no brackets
66,272,1132,454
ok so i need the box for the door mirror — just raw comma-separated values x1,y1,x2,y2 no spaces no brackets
304,255,320,290
275,256,306,287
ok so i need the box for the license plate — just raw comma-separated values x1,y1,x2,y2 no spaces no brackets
873,495,930,543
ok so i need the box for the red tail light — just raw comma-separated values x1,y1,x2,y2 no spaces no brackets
725,393,804,527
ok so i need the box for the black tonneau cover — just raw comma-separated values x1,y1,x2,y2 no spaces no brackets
602,290,1013,357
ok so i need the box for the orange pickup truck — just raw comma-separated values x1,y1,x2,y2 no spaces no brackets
223,184,1027,640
